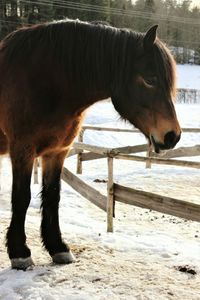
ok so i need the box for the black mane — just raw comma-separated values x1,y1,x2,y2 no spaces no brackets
154,39,176,97
0,19,175,96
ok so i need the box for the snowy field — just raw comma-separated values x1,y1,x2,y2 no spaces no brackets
177,64,200,90
0,65,200,299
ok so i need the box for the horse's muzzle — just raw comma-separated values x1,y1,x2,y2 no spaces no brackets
151,131,181,153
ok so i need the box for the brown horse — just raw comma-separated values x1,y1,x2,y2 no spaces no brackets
0,19,181,270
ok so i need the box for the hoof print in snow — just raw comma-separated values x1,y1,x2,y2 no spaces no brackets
93,178,107,183
92,277,102,283
175,265,197,275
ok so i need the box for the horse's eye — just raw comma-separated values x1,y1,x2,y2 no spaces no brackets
144,77,157,86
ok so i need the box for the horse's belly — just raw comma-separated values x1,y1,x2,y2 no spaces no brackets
36,139,72,156
35,118,83,156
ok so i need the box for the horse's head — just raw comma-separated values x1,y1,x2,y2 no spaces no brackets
111,25,181,153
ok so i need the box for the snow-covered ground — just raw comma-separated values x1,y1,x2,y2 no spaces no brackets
0,98,200,299
177,64,200,90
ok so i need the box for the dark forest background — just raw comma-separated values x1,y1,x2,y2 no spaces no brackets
0,0,200,64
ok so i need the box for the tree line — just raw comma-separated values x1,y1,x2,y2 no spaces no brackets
0,0,200,64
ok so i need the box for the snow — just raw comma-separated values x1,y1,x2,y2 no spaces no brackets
1,91,200,298
177,64,200,90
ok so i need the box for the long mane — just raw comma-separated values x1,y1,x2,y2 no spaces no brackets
153,40,176,98
0,19,175,96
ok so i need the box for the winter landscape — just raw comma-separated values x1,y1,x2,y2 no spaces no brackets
0,64,200,300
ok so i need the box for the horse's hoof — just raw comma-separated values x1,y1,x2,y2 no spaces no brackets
11,257,34,270
52,251,75,264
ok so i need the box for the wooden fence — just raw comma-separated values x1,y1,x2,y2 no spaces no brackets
61,125,200,232
75,125,200,172
177,88,200,104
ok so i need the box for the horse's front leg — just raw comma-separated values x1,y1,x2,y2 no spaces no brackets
41,150,75,264
6,144,34,269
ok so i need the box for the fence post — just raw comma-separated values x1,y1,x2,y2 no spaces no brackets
0,156,2,190
107,156,114,232
34,158,39,184
146,145,153,169
76,129,84,174
194,90,197,104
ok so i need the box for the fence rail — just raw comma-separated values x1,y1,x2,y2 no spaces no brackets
81,125,200,133
114,183,200,222
62,167,107,212
177,88,200,104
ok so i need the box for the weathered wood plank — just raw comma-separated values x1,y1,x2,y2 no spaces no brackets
73,143,148,156
115,154,200,169
76,129,84,174
68,148,81,157
182,128,200,133
146,145,153,169
73,142,111,155
33,158,39,184
81,152,106,161
62,167,107,212
80,144,148,162
114,183,200,222
73,143,200,169
152,145,200,159
82,125,139,133
82,125,200,133
114,144,148,154
107,157,114,232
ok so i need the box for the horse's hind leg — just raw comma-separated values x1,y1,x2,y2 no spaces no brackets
6,143,34,269
41,150,75,264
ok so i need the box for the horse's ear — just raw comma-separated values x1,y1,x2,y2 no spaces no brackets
143,25,158,51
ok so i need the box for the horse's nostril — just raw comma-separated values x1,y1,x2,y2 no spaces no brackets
164,131,180,148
